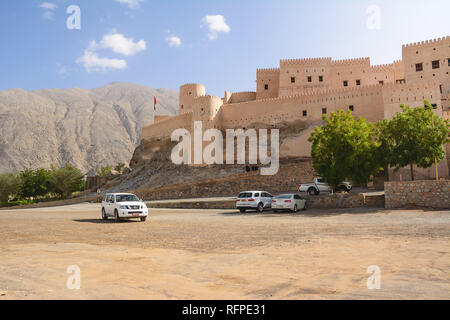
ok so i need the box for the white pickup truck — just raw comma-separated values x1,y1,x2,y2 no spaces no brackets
298,178,352,195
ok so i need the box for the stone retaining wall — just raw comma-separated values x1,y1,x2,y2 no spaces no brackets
384,180,449,209
147,194,385,210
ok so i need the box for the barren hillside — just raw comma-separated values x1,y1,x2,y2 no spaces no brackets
0,83,178,174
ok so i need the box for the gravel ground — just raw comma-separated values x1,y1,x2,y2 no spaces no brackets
0,203,449,300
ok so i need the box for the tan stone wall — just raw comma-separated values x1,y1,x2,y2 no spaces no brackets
154,115,169,123
229,91,257,104
384,180,450,209
141,112,192,141
382,81,442,120
402,36,450,94
147,194,385,210
221,84,385,129
256,68,280,99
277,57,402,97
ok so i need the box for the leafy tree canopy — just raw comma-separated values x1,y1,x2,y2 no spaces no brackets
308,110,382,190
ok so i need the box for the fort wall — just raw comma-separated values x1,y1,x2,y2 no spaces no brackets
382,81,442,119
141,112,192,141
229,91,257,104
256,68,280,100
402,36,450,93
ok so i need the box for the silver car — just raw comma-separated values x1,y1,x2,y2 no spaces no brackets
272,194,307,213
236,191,273,213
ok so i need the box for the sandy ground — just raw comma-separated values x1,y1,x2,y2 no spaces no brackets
0,203,449,300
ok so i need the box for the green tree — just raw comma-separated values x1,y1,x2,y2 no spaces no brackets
96,165,112,177
49,165,85,199
0,173,21,202
308,110,382,191
378,101,449,180
19,168,51,198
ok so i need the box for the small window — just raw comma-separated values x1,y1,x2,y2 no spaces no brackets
416,63,423,72
356,80,361,86
302,110,307,117
307,76,312,82
343,81,348,87
264,84,269,90
379,81,384,85
349,105,354,112
448,58,450,66
319,75,323,82
254,193,260,197
431,104,437,109
432,60,440,69
291,77,296,83
322,108,327,114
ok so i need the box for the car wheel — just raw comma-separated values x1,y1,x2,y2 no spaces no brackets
114,209,120,223
102,208,108,220
140,217,147,222
293,204,298,213
308,188,317,196
239,209,246,213
257,203,264,213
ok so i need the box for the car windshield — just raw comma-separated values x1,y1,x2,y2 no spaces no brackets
238,192,253,198
275,194,292,199
116,194,140,202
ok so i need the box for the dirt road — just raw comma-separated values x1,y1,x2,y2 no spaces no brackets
0,204,449,299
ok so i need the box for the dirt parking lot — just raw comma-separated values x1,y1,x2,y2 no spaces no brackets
0,203,449,300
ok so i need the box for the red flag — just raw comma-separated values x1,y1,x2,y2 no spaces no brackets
154,96,157,111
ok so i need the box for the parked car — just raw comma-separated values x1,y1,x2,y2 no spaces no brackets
272,194,307,213
298,178,352,195
102,193,148,222
236,191,273,213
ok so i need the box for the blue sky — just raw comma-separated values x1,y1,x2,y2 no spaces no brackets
0,0,449,97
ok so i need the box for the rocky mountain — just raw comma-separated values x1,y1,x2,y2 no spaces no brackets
0,82,178,175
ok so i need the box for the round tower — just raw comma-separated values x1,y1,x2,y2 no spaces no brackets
179,84,206,114
191,95,223,129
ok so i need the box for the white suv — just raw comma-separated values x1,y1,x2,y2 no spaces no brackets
236,191,273,213
102,193,148,222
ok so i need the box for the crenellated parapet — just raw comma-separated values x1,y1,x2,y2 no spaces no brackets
402,36,450,48
280,57,332,66
332,57,371,67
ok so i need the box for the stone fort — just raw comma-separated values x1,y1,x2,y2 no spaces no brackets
141,36,450,181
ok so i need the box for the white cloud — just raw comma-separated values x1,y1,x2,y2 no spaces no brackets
115,0,144,9
166,36,181,48
76,32,146,72
40,2,57,10
39,2,57,20
77,47,127,73
202,15,230,40
100,32,147,56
